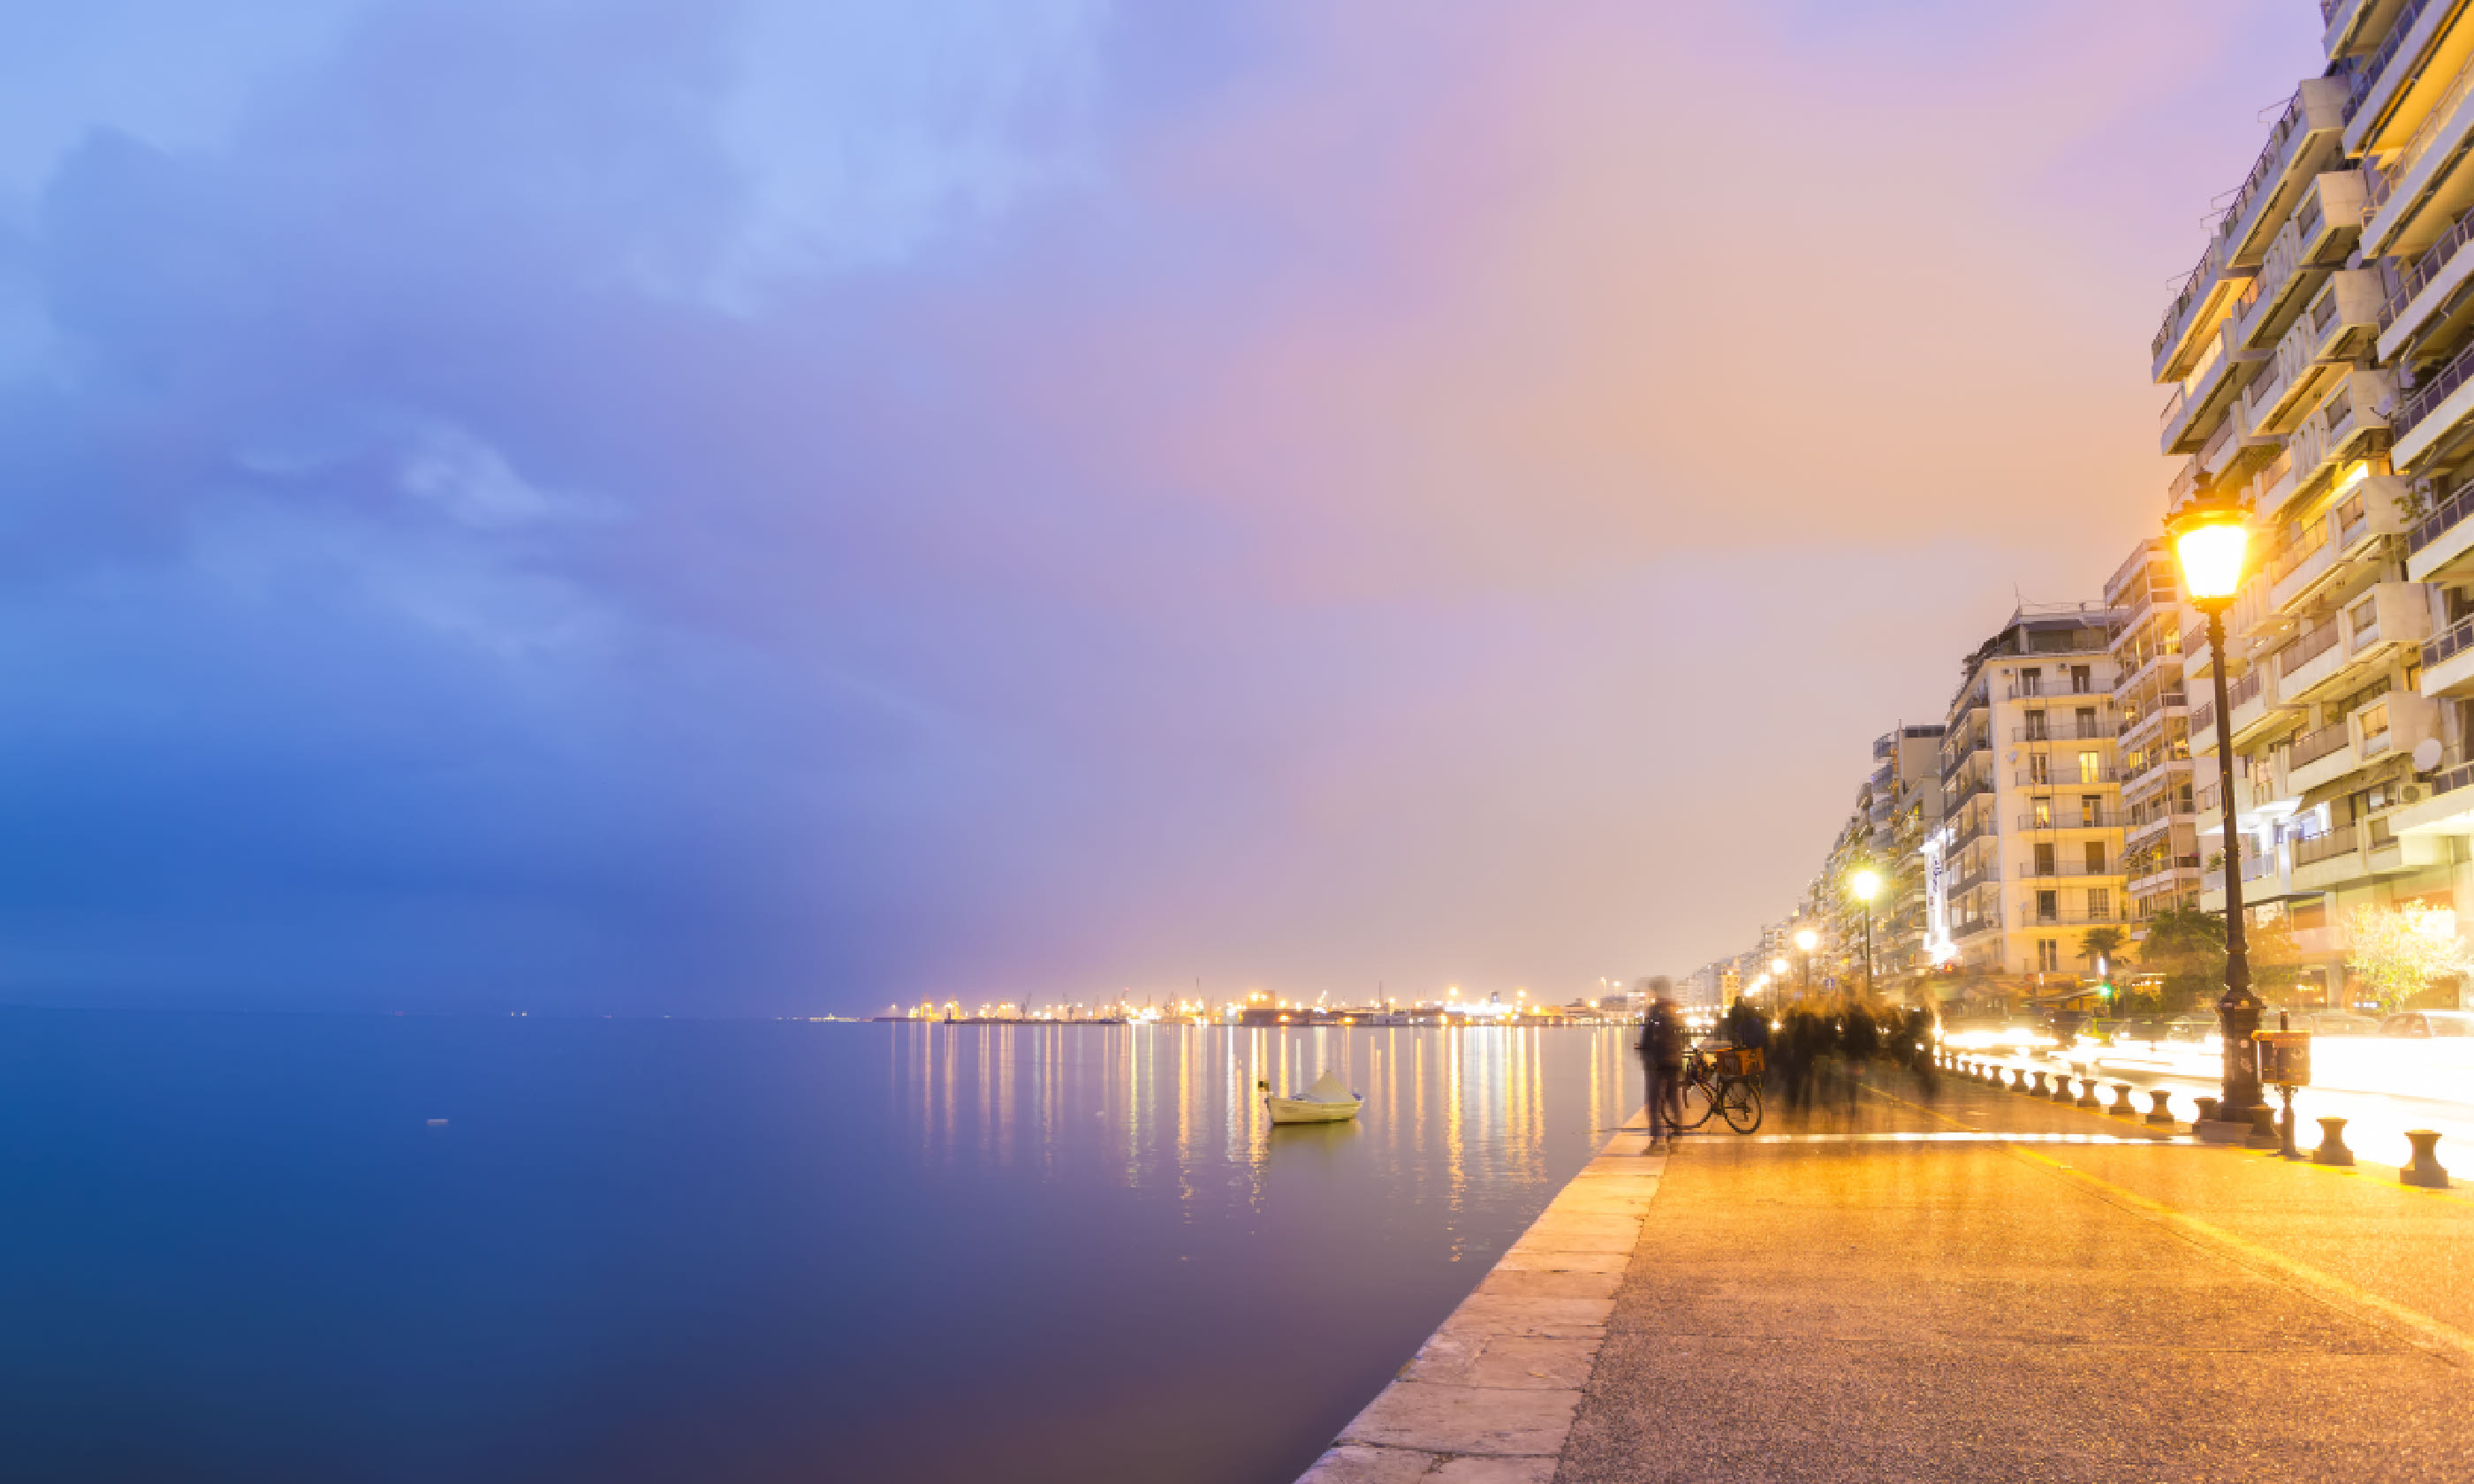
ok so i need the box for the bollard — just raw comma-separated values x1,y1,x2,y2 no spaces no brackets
2144,1089,2175,1125
2402,1130,2451,1189
2312,1117,2354,1168
2246,1106,2280,1150
2195,1096,2220,1126
2029,1071,2048,1096
2075,1078,2101,1109
2052,1073,2077,1104
2108,1082,2136,1117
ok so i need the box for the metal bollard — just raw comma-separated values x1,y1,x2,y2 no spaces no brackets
2195,1096,2220,1126
2029,1071,2048,1096
2312,1117,2354,1168
2144,1089,2175,1125
2108,1082,2136,1117
2051,1073,2077,1103
2075,1078,2101,1109
2246,1106,2280,1150
2402,1130,2451,1189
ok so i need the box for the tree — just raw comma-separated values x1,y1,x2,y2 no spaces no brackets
2078,927,2127,972
2137,907,2227,1012
2344,905,2470,1012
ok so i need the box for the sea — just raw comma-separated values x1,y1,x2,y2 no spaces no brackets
0,1010,1640,1483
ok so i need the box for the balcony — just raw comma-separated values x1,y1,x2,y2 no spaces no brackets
2015,858,2119,879
2128,855,2204,898
2408,478,2474,580
2014,809,2125,831
2012,721,2113,743
2015,767,2119,788
2266,526,2336,611
2285,721,2361,796
2273,617,2346,696
2362,41,2474,257
2221,78,2353,269
2324,0,2382,59
1947,774,1995,815
2153,231,2252,385
2291,825,2364,891
2423,612,2474,694
2160,328,2266,458
1951,913,2002,942
2343,0,2460,154
2022,907,2129,928
2391,314,2474,474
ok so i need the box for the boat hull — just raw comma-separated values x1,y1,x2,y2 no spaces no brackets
1264,1096,1362,1124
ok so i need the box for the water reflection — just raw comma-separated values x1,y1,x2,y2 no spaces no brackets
886,1023,1633,1246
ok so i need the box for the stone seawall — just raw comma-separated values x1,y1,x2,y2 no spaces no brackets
1294,1116,1662,1483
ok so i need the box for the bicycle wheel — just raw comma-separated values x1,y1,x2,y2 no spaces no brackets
1719,1078,1764,1133
1677,1075,1718,1130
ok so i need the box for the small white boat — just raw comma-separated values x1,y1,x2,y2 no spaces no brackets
1261,1071,1363,1124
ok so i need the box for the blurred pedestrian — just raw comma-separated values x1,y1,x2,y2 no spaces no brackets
1639,985,1683,1152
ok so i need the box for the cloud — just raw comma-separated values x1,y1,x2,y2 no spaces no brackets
0,0,2331,1009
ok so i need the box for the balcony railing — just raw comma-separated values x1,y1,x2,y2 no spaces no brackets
2015,810,2125,830
2370,45,2474,216
2293,828,2357,867
2015,768,2121,787
2017,858,2119,878
1947,775,1995,814
2014,722,2113,742
2397,334,2474,439
2424,612,2474,670
2409,479,2474,556
2220,92,2303,247
1951,914,2002,940
2279,621,2342,675
2289,722,2350,767
2344,0,2435,125
2265,527,2331,584
2385,208,2474,329
2026,908,2128,927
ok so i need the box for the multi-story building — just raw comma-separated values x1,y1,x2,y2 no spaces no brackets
1926,605,2129,987
2151,0,2474,1003
2106,541,2205,928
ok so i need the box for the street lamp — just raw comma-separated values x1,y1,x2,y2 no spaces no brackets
1795,928,1818,996
1770,956,1788,1001
1848,867,1883,996
2170,497,2265,1131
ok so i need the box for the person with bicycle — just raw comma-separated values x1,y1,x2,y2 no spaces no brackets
1639,984,1684,1152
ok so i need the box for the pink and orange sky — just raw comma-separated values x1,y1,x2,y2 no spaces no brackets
0,2,2332,1011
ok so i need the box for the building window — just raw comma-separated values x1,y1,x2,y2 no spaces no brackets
2085,841,2106,874
2030,753,2052,785
2078,751,2102,784
2035,843,2057,875
2070,664,2093,694
2037,890,2059,922
2032,797,2053,826
2024,708,2048,740
2038,939,2060,972
2075,706,2097,737
2087,889,2111,920
2019,668,2044,697
2081,794,2102,827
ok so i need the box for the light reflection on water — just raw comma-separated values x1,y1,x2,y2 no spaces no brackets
0,1012,1638,1484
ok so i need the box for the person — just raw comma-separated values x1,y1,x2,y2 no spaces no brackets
1639,987,1684,1151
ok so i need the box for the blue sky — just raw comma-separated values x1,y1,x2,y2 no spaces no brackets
0,2,2328,1012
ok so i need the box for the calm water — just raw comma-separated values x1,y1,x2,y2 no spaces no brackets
0,1011,1638,1483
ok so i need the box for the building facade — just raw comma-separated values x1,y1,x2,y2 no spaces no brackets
2106,541,2205,927
1929,606,2129,986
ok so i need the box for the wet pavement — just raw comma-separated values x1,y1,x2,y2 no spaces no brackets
1553,1062,2474,1484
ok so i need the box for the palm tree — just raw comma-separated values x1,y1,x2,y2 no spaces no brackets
2079,926,2127,973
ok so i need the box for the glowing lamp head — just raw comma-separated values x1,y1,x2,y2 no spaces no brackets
2170,507,2249,606
1849,867,1883,903
1795,929,1818,952
1771,957,1788,975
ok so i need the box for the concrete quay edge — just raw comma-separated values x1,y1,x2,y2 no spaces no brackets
1293,1115,1661,1484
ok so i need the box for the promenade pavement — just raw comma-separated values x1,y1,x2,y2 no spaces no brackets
1554,1064,2474,1483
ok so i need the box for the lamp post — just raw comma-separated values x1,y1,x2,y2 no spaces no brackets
1795,928,1818,996
1849,867,1883,997
2170,498,2265,1128
1770,957,1788,1003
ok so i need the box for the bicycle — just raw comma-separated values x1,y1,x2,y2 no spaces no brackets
1676,1042,1765,1133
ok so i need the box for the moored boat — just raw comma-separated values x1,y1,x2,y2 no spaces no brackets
1260,1070,1362,1124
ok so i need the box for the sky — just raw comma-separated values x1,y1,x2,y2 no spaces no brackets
0,0,2333,1015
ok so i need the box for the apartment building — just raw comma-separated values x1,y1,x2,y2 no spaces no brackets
2105,541,2205,926
1924,606,2129,984
2150,0,2474,1002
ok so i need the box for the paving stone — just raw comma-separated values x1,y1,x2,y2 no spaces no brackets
1476,1269,1622,1301
1504,1228,1635,1255
1431,1458,1557,1484
1493,1248,1628,1274
1402,1331,1600,1389
1339,1380,1580,1456
1442,1294,1615,1335
1294,1443,1440,1483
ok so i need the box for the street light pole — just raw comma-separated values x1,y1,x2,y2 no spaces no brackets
2171,500,2265,1129
2200,603,2263,1124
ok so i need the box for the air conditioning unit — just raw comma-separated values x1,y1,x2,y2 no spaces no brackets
2400,784,2425,805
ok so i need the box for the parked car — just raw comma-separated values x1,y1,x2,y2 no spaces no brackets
2379,1011,2474,1038
2294,1011,2383,1037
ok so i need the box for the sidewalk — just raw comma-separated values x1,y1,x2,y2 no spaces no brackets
1555,1065,2474,1484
